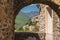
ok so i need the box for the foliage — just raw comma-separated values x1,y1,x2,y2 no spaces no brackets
26,19,37,26
15,12,29,31
15,11,39,32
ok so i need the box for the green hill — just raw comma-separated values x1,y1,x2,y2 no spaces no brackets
15,11,39,31
15,12,29,31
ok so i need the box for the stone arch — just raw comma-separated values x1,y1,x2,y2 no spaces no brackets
0,0,60,40
14,0,60,18
13,0,60,40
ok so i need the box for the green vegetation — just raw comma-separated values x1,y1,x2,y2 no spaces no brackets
15,12,29,31
26,19,37,26
15,11,39,32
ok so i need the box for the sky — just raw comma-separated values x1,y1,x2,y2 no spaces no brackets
20,4,39,13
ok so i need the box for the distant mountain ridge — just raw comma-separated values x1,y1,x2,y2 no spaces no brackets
20,11,39,18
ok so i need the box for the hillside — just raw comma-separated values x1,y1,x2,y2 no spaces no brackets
22,11,39,18
15,11,39,31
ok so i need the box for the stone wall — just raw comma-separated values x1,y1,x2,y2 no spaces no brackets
0,0,14,40
52,0,60,5
38,4,46,33
53,11,60,40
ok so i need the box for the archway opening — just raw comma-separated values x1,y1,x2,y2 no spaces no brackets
15,4,40,32
14,3,60,40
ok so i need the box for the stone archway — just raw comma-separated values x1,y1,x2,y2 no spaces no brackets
0,0,60,40
14,0,60,18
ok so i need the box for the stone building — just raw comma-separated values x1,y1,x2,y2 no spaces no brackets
32,3,60,40
40,4,60,40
